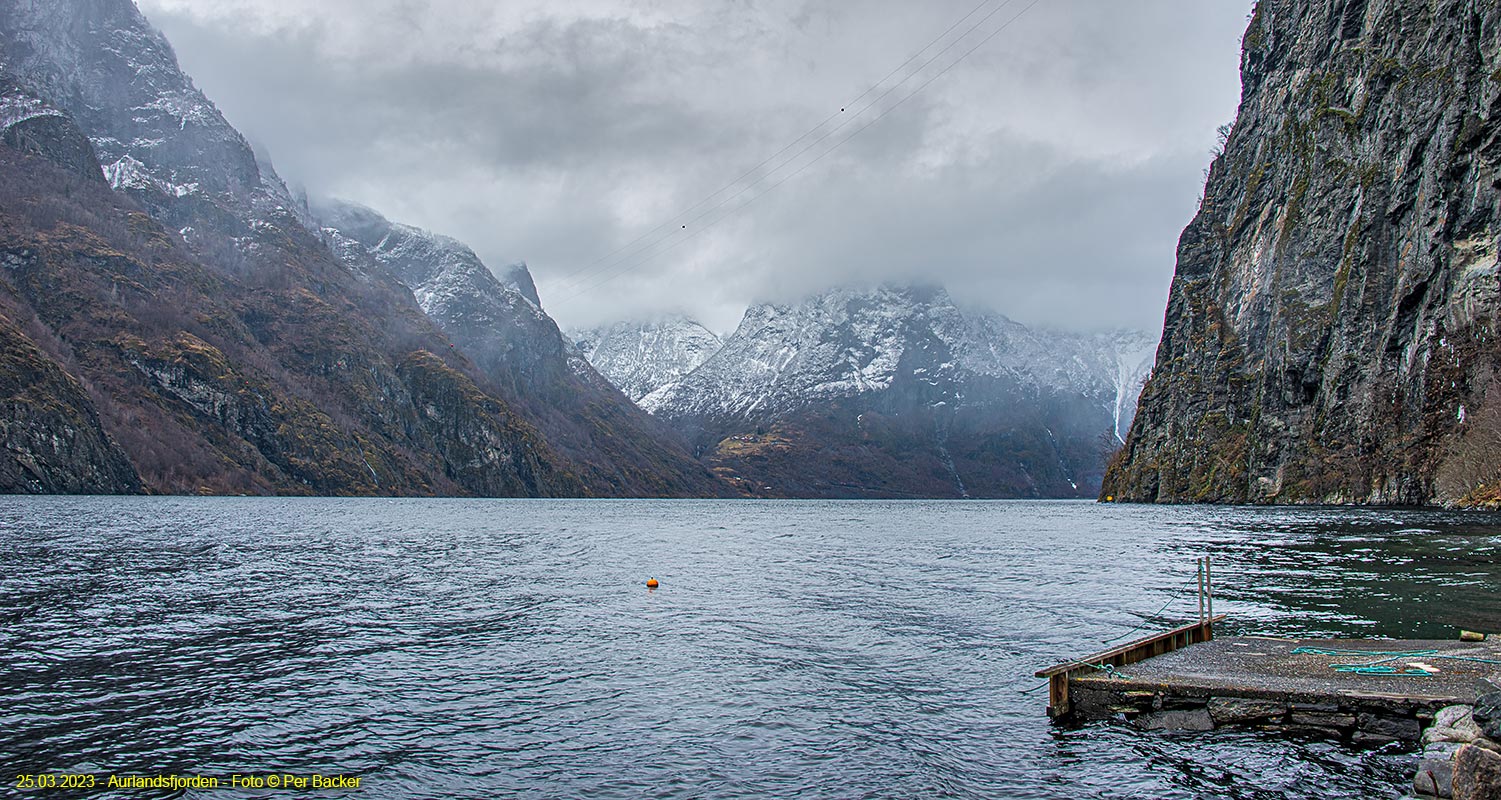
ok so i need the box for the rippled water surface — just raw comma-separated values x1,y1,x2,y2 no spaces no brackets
3,498,1499,799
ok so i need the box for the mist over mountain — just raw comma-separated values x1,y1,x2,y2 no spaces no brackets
570,317,724,403
134,0,1250,336
575,284,1155,498
314,199,721,495
0,0,1284,503
0,0,720,496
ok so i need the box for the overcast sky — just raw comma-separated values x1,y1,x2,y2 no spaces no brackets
137,0,1254,335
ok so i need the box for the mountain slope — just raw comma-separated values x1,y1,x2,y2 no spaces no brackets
0,133,585,495
569,317,723,402
0,300,140,494
0,0,719,496
316,201,725,497
600,285,1142,498
1103,0,1501,506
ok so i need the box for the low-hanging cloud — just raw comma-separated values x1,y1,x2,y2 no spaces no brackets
138,0,1254,334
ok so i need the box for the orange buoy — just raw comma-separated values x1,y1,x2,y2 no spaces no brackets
646,578,659,589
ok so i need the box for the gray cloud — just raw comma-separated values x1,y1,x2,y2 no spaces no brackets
138,0,1253,334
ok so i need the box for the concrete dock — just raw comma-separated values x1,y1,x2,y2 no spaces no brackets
1059,636,1501,743
1036,558,1500,743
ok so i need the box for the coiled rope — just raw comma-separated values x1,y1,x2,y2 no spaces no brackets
1017,661,1129,695
1291,646,1501,676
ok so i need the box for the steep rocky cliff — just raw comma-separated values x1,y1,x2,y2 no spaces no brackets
0,307,139,493
316,201,724,497
1104,0,1501,505
0,77,104,185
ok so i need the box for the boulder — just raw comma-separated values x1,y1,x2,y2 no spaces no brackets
1428,726,1482,746
1440,706,1477,730
1475,693,1501,741
1429,742,1469,760
1208,697,1287,725
1453,744,1501,800
1132,709,1215,732
1416,758,1454,798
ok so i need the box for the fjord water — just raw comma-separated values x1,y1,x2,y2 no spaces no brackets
3,499,1497,799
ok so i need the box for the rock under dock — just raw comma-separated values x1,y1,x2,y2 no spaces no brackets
1064,636,1501,744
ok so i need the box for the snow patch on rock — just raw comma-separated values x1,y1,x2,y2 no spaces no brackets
570,317,723,403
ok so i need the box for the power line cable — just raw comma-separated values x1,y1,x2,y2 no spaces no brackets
547,0,1000,291
548,0,1017,297
552,0,1044,306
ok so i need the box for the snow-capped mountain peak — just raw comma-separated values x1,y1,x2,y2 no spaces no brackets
570,316,723,403
1,0,297,214
572,283,1159,498
624,283,1138,422
314,199,542,312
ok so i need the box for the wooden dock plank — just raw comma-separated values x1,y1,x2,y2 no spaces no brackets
1036,616,1227,678
1034,616,1225,717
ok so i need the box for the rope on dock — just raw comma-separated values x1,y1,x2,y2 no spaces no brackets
1290,646,1501,677
1100,572,1203,645
1089,663,1131,680
1018,662,1131,695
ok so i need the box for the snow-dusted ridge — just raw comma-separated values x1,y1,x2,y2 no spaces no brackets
579,284,1156,434
573,283,1159,498
315,199,542,316
1,0,311,226
569,317,723,403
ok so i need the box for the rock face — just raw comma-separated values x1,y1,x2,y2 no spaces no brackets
314,201,557,392
316,201,723,497
395,351,566,497
0,78,104,184
0,0,719,496
570,317,724,402
1454,743,1501,800
591,284,1151,498
1477,692,1501,739
0,308,139,493
1105,0,1501,505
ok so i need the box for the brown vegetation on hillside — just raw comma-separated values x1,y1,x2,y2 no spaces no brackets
0,145,586,495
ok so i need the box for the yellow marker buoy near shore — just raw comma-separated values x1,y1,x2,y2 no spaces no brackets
646,578,659,589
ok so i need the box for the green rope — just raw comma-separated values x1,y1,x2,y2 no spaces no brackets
1087,662,1131,680
1291,645,1501,677
1018,662,1131,696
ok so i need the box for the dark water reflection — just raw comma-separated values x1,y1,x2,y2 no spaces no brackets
1,499,1496,799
